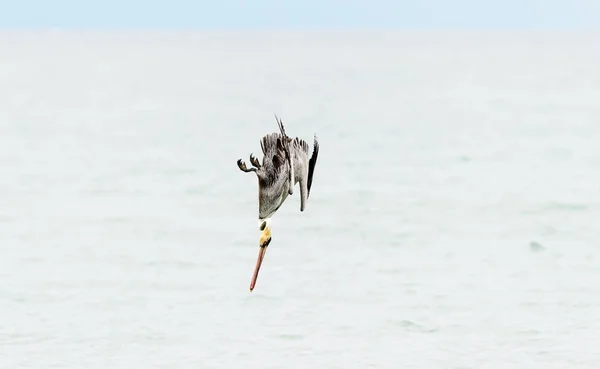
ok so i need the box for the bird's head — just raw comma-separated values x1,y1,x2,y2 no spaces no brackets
250,218,272,292
259,218,272,247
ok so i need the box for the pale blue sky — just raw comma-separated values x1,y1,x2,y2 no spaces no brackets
0,0,598,29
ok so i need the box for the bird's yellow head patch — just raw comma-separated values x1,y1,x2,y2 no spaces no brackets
259,218,272,247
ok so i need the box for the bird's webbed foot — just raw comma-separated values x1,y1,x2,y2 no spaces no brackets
237,159,257,173
249,153,261,169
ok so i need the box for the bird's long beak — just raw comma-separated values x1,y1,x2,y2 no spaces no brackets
250,225,271,292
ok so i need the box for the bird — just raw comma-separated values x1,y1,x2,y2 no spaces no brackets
236,114,319,292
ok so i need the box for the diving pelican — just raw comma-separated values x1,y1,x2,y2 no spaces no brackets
236,115,319,292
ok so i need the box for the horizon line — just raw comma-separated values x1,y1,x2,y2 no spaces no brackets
0,25,598,32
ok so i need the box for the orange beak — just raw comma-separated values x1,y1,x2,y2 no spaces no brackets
250,226,271,292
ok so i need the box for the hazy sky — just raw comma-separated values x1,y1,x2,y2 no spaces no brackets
0,0,598,29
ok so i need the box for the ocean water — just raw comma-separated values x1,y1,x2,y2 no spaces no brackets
1,30,599,368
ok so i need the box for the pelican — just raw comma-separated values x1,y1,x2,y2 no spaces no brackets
237,114,319,292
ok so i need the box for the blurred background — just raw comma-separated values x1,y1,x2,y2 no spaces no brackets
1,1,599,368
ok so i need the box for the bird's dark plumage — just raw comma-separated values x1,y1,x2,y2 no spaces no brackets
237,115,319,220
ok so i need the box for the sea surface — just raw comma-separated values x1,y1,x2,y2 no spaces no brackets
1,30,599,368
